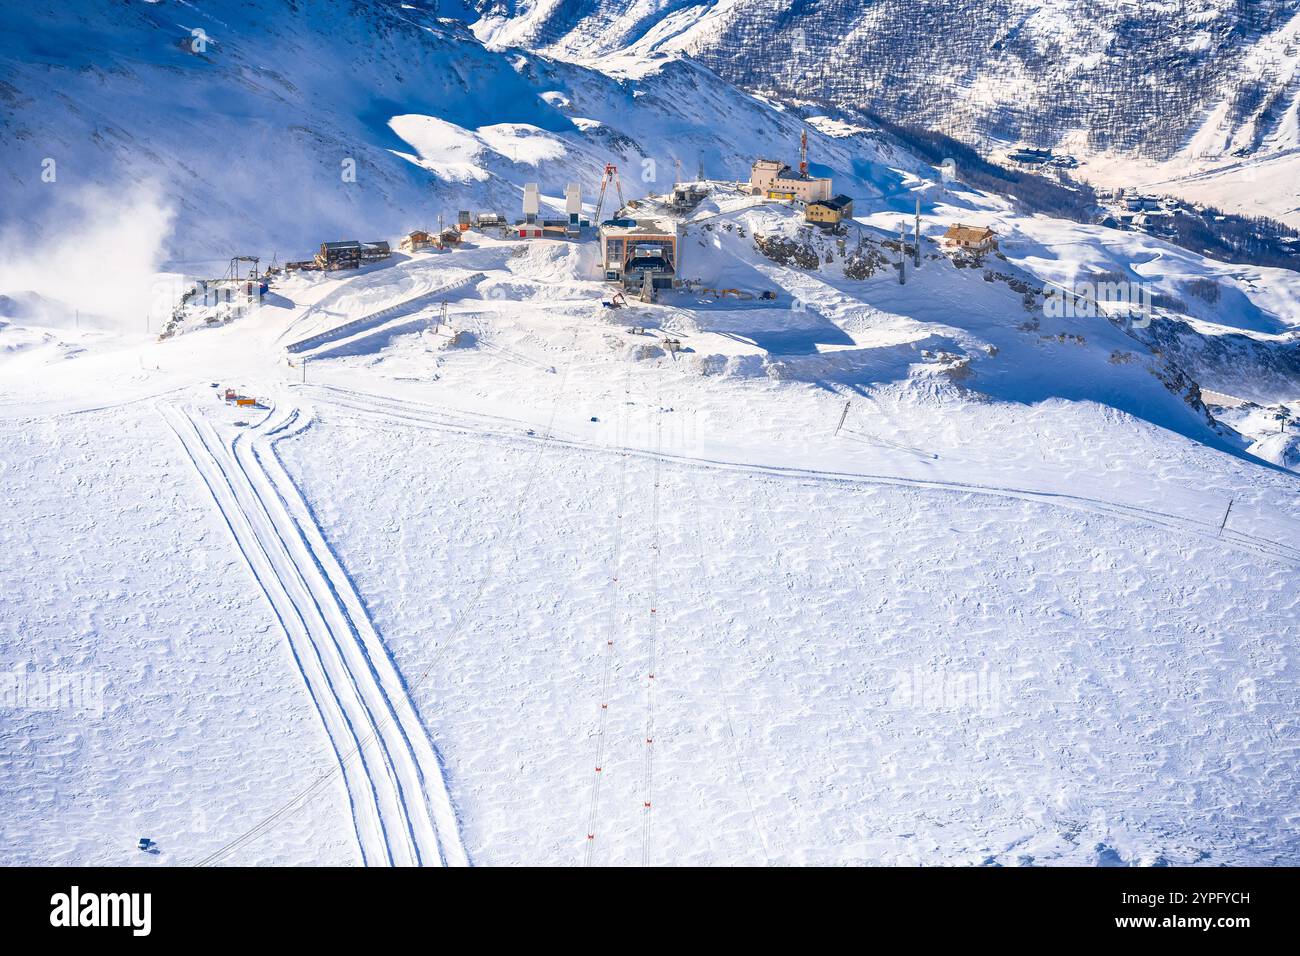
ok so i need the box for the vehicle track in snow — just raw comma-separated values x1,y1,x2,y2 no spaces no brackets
159,400,466,867
303,385,1300,569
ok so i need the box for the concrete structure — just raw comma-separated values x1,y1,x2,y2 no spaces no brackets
750,159,832,203
599,217,679,290
942,224,998,254
523,182,540,223
806,194,854,226
565,183,582,235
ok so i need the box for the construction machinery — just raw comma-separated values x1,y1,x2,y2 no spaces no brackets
592,163,625,224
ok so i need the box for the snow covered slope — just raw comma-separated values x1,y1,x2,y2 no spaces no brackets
276,387,1300,865
2,1,1299,868
0,0,902,281
3,187,1299,865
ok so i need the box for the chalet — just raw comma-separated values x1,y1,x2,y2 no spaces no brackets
314,239,389,270
941,224,998,254
360,240,390,262
316,240,362,270
806,194,854,226
400,231,435,253
750,159,832,203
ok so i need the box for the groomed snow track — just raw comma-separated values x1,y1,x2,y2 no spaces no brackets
160,400,467,867
304,384,1300,569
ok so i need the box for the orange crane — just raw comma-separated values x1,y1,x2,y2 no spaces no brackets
592,163,625,224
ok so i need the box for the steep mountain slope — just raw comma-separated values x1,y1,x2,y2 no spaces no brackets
0,0,906,281
473,0,1300,164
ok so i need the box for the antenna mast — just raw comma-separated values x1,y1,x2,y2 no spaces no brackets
914,195,922,269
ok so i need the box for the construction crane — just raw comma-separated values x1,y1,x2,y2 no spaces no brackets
799,129,808,178
592,162,625,224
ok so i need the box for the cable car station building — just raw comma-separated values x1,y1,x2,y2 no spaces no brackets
598,217,680,290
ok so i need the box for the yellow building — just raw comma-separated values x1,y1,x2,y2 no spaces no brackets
806,195,854,225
